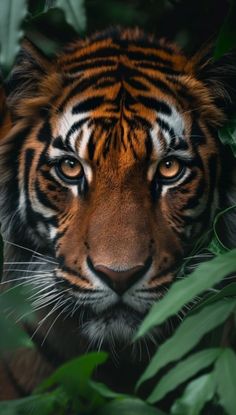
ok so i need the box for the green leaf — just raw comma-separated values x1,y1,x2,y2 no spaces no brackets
0,314,33,350
214,0,236,59
37,352,108,397
214,348,236,415
45,0,86,33
0,388,66,415
190,282,236,315
218,118,236,158
96,398,167,415
0,0,28,76
147,348,220,404
135,249,236,340
137,299,235,388
171,374,215,415
89,380,128,400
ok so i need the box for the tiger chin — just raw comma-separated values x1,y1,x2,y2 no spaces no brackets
0,27,236,396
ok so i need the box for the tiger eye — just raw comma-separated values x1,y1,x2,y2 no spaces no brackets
57,158,83,181
158,157,182,180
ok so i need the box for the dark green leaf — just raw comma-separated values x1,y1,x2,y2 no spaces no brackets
171,374,215,415
218,119,236,158
214,0,236,59
135,250,236,340
137,299,235,388
97,398,167,415
190,282,236,314
148,348,220,404
0,0,28,76
214,348,236,415
0,388,66,415
45,0,86,32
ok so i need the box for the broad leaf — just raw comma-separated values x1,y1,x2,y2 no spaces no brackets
37,352,107,397
171,374,215,415
45,0,86,33
214,348,236,415
148,348,220,404
135,249,236,340
97,398,167,415
0,0,28,76
137,299,235,388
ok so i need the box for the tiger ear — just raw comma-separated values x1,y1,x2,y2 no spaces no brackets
4,39,53,119
192,48,236,119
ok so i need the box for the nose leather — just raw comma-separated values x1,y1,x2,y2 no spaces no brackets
87,257,152,295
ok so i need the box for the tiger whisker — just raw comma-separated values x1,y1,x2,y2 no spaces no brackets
3,240,57,264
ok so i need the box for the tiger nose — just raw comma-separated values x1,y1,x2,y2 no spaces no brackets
87,257,152,295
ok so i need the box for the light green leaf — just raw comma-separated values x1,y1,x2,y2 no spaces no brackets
96,398,167,415
137,299,235,388
214,348,236,415
135,249,236,340
45,0,86,33
148,348,220,404
0,0,28,76
171,374,215,415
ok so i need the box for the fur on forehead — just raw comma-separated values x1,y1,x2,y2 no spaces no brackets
3,28,236,127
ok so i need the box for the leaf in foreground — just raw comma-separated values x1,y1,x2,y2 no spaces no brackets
147,348,220,404
135,249,236,340
0,0,28,76
214,348,236,415
137,299,235,388
171,374,215,415
37,352,107,397
0,388,65,415
97,398,167,415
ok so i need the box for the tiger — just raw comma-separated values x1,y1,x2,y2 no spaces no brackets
0,27,236,398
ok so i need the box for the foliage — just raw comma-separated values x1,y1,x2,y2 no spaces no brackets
0,1,236,415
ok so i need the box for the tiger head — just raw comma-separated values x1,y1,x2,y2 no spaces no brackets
0,28,236,353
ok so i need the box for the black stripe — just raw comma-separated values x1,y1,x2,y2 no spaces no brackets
138,96,172,115
37,119,51,143
72,96,104,114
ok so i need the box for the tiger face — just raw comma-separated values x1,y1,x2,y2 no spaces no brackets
0,28,234,352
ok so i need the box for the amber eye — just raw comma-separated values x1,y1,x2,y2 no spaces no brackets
157,157,184,181
56,157,84,183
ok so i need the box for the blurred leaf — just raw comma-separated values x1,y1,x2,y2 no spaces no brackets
171,374,215,415
38,352,108,397
97,398,167,415
0,0,28,76
45,0,86,33
218,118,236,158
147,348,220,404
89,380,127,400
214,0,236,59
214,348,236,415
0,388,67,415
0,286,35,350
135,250,236,340
0,314,33,350
0,231,3,280
137,299,235,388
